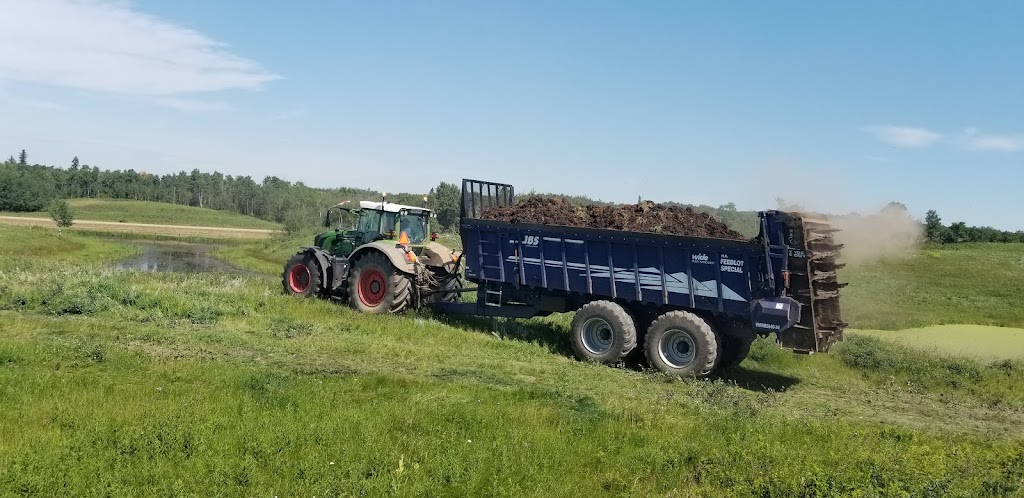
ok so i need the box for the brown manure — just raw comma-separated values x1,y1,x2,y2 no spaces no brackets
481,197,745,240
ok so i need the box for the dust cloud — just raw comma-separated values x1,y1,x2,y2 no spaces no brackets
826,204,925,266
778,201,925,266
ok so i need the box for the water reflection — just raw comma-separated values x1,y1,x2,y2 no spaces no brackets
112,240,245,274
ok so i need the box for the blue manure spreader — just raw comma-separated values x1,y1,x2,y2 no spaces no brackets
432,179,847,378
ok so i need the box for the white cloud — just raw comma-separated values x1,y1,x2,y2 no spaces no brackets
0,0,279,97
862,125,942,148
960,128,1024,152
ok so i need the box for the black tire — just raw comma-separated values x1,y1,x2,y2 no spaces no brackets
570,301,637,364
644,311,718,378
431,262,463,303
282,252,321,297
349,252,412,314
438,275,463,302
718,334,754,370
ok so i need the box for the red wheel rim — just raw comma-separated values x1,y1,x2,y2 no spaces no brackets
358,268,387,306
288,264,311,293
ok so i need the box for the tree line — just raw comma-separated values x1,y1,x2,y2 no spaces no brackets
924,210,1024,244
2,150,1020,242
1,150,444,233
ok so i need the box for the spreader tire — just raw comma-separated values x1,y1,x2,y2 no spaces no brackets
718,334,754,370
644,311,718,378
570,301,637,364
282,253,321,297
349,252,412,314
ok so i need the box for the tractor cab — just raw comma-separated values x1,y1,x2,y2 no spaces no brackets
316,200,437,259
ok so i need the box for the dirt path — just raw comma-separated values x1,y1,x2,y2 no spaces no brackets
0,216,274,239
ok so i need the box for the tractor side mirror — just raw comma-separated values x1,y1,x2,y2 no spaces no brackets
324,209,332,228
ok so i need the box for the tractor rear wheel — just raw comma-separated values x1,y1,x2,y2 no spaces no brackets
644,311,718,378
349,252,412,314
570,301,637,364
282,253,321,297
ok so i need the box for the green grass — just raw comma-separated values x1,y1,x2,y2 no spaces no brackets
0,224,137,264
854,325,1024,361
212,231,312,276
3,230,1024,495
1,238,1024,495
1,198,280,230
840,243,1024,330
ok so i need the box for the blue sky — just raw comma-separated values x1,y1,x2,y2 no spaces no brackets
1,1,1022,230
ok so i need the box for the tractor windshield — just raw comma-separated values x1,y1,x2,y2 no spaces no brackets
399,213,429,244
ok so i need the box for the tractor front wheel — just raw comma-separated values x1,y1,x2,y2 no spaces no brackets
282,253,321,297
432,262,464,303
349,252,412,314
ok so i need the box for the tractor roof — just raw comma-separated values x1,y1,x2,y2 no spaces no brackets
359,200,431,214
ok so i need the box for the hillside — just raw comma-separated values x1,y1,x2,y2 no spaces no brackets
1,227,1023,495
0,198,281,230
840,243,1024,330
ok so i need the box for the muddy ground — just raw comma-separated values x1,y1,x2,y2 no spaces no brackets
481,197,745,240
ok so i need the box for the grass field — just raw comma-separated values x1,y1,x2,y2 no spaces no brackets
1,229,1024,495
212,232,311,276
0,198,280,230
839,243,1024,330
0,224,138,263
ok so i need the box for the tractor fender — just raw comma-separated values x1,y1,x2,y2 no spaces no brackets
299,246,332,290
350,241,416,274
419,241,459,269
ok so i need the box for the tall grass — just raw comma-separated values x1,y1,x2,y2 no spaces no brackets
835,335,1024,407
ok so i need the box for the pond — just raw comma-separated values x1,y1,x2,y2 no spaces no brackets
111,239,249,274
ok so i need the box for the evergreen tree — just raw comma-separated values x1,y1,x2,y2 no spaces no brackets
18,149,27,165
924,210,945,243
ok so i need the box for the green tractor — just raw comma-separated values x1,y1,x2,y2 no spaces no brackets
281,199,463,313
